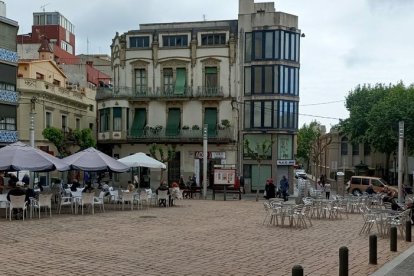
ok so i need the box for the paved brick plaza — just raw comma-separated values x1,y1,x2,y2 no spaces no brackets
0,199,412,276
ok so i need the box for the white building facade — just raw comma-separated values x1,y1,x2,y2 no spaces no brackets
98,0,301,190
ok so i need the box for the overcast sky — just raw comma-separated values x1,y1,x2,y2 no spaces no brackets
5,0,414,131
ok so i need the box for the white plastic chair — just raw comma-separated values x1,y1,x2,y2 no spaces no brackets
58,194,73,214
138,190,150,210
80,193,95,215
33,193,53,219
9,195,27,221
0,194,9,220
94,191,105,212
120,191,134,211
157,190,169,207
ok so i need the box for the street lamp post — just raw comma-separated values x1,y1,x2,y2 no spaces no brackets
30,97,37,147
203,124,208,199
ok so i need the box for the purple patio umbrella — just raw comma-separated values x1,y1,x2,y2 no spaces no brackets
62,147,129,172
0,141,69,172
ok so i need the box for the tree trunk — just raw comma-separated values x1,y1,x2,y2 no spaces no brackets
256,163,261,202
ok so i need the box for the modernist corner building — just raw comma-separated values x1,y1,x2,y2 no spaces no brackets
97,0,302,191
0,1,19,146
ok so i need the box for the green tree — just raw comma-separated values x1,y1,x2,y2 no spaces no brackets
149,143,176,183
296,121,320,171
243,138,273,201
42,127,96,157
341,84,389,143
341,82,414,181
73,128,96,150
42,127,66,156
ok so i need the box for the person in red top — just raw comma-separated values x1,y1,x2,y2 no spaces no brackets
234,174,240,191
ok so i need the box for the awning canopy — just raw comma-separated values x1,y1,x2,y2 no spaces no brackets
130,108,146,137
118,153,166,169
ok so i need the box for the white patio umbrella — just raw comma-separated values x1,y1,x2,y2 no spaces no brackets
62,147,129,172
0,141,69,172
118,153,166,169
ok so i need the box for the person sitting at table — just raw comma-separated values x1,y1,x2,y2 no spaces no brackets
82,182,94,193
70,178,81,192
8,172,18,188
366,184,375,195
156,181,169,207
7,181,28,219
127,181,135,192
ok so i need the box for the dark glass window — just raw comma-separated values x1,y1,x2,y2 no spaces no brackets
244,100,274,129
341,137,348,155
201,34,226,45
278,100,297,129
162,35,188,47
129,36,150,48
352,143,359,156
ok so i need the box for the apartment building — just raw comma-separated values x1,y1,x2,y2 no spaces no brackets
0,2,19,146
17,38,96,155
98,0,302,189
238,0,302,192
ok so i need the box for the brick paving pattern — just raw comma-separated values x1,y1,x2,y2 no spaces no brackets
0,199,411,275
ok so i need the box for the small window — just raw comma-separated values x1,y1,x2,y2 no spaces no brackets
76,118,80,130
61,115,67,131
129,36,150,48
341,137,348,155
372,179,384,187
201,34,226,46
45,112,52,128
89,123,93,130
36,73,44,80
89,105,94,112
362,178,369,185
162,35,188,47
351,177,361,185
53,79,60,86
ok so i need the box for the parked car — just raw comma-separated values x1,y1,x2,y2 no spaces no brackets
295,169,307,179
346,176,397,196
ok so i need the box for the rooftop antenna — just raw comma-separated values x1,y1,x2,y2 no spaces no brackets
203,14,206,21
40,3,50,12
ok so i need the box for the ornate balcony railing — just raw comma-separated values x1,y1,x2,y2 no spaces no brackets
195,86,224,97
96,86,224,100
125,127,234,143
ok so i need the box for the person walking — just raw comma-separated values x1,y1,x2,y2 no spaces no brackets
325,182,331,200
280,176,289,202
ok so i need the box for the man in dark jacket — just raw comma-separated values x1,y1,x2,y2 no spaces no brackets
280,176,289,201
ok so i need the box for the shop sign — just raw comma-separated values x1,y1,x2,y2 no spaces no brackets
276,160,295,166
195,151,226,159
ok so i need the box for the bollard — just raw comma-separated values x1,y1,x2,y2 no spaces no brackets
339,246,349,276
292,265,303,276
369,234,377,264
406,221,412,242
390,226,397,252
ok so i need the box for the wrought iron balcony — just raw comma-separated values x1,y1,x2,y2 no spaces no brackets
96,86,224,100
195,86,224,97
125,126,234,144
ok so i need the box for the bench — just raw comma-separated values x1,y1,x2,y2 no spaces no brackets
212,185,241,200
183,187,202,199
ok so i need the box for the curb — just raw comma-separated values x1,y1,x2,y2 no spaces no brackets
370,244,414,276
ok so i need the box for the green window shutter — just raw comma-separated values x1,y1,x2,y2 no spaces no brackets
130,108,146,137
204,108,217,137
174,68,186,95
166,108,181,136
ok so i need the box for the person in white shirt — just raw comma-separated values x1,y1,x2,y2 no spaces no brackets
325,182,331,200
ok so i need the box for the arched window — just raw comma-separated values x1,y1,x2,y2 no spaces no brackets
341,137,348,155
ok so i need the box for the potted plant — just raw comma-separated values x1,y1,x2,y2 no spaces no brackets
192,125,200,130
182,125,190,130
